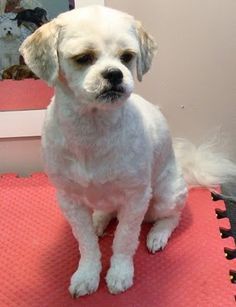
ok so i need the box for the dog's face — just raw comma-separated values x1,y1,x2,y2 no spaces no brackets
57,8,143,107
0,20,20,40
20,6,157,109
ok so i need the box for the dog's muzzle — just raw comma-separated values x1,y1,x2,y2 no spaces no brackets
96,68,126,103
96,86,125,103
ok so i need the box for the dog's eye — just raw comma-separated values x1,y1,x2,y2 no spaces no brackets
74,53,95,65
120,52,134,64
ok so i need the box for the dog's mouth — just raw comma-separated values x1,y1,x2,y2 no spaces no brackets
96,86,125,102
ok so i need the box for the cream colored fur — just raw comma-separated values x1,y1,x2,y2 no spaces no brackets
20,6,236,298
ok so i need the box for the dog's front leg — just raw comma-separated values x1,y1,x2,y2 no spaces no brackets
106,189,150,294
57,192,101,298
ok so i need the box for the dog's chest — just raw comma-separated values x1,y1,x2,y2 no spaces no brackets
1,40,20,55
49,141,146,209
43,100,151,208
66,179,126,210
50,154,133,210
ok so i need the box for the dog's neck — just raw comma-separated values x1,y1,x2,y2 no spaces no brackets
53,84,126,141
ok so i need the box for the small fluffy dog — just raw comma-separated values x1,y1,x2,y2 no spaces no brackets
12,7,48,27
0,19,21,71
20,6,236,297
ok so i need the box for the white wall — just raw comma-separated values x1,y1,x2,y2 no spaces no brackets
107,0,236,155
0,137,43,176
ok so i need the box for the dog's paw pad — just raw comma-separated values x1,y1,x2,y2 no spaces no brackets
69,267,100,298
146,230,170,253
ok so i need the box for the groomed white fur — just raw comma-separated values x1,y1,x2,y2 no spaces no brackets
174,137,236,187
20,6,236,297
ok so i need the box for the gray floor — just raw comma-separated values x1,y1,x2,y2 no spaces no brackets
220,184,236,241
222,183,236,197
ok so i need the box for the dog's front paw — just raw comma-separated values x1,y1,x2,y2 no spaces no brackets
106,254,134,294
69,262,101,298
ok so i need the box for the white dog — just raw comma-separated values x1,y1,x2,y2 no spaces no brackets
20,6,236,297
0,19,21,71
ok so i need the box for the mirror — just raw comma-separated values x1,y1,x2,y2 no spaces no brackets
0,0,75,111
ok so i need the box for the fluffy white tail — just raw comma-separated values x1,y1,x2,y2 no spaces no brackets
173,137,236,188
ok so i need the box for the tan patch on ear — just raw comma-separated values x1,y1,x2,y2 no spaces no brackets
19,20,61,84
135,21,157,81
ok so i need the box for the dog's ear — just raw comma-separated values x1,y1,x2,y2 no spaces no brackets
135,21,157,81
19,20,61,85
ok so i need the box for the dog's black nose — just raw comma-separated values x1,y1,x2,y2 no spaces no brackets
102,68,123,85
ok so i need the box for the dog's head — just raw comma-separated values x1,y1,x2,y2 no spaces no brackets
0,20,20,40
20,6,157,109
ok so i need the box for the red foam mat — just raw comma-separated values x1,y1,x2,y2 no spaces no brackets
0,173,235,306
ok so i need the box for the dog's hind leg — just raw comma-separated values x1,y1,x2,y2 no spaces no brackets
146,158,188,253
92,210,115,237
146,212,181,253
